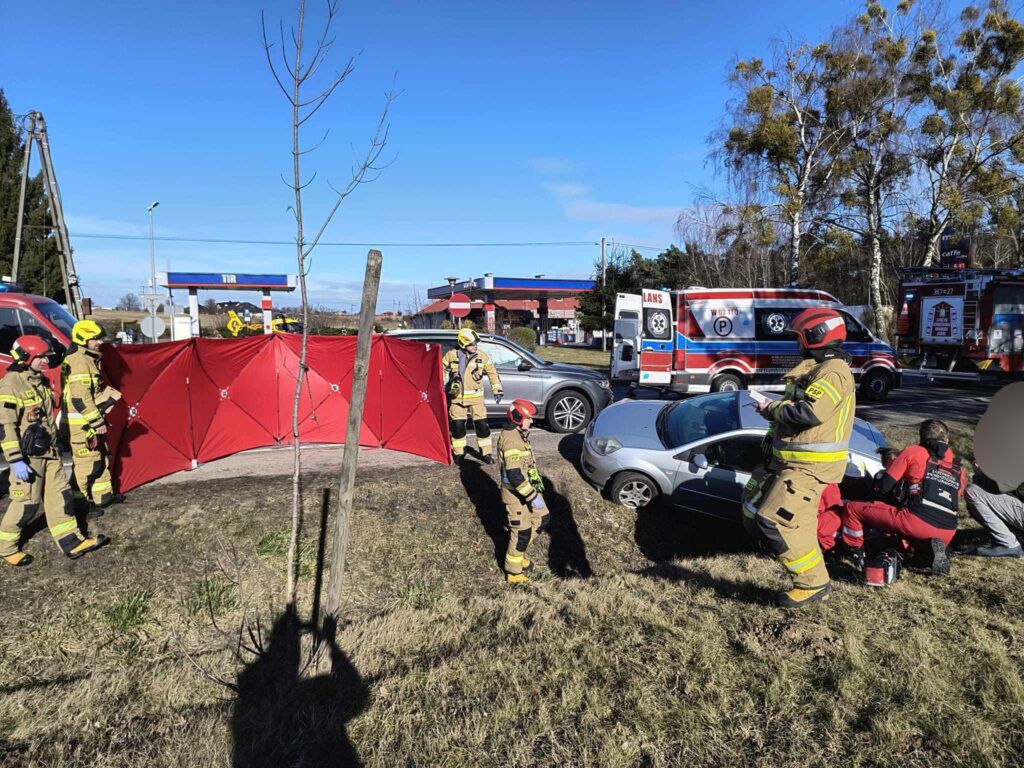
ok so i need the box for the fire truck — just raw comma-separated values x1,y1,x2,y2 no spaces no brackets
611,287,901,400
895,267,1024,377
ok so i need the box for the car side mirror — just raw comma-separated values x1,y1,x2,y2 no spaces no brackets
692,453,710,470
518,359,533,371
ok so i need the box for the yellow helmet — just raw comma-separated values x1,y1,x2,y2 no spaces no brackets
457,328,480,349
71,319,105,346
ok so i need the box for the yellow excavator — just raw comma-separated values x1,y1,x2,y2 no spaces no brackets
225,309,303,337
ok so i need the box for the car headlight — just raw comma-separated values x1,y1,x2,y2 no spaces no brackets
597,379,611,390
591,436,622,455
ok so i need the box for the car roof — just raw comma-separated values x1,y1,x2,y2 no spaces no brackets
388,329,502,340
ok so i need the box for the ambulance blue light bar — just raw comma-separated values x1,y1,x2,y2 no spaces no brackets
158,273,297,291
0,282,23,293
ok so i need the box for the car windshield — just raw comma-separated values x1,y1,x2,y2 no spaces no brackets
35,300,76,339
657,393,741,448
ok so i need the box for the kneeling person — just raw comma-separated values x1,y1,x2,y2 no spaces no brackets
841,419,964,575
497,399,548,583
0,336,109,566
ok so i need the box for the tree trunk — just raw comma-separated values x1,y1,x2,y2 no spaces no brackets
788,207,801,287
922,222,942,268
867,187,889,342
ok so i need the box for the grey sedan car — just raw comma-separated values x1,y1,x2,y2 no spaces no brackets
581,391,888,516
388,329,613,432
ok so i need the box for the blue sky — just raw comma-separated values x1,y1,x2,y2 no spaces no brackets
2,0,855,310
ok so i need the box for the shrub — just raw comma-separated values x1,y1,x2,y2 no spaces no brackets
508,326,537,351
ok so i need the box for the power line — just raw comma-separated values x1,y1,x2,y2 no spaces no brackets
69,231,674,252
70,233,601,248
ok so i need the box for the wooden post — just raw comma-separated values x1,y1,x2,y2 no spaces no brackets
324,249,383,627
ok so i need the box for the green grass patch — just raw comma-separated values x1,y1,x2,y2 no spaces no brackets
256,528,318,577
396,580,443,610
183,577,238,618
536,345,610,372
102,589,152,634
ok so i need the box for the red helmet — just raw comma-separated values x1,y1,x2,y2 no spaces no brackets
789,308,846,349
11,335,52,365
507,398,537,427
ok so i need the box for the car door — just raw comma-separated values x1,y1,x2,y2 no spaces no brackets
477,339,543,418
669,432,765,521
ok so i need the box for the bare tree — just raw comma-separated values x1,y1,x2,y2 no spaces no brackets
262,0,395,608
115,293,142,311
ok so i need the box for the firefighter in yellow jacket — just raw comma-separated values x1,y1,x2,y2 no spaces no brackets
497,399,549,583
745,307,855,608
443,328,503,464
0,335,109,566
62,320,122,510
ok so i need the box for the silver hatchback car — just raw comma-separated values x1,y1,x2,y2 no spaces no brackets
388,329,613,432
581,391,888,517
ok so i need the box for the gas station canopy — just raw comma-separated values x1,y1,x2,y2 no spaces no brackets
427,275,594,301
427,274,595,333
157,272,298,338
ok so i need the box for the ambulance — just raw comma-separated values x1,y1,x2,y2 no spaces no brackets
611,287,901,400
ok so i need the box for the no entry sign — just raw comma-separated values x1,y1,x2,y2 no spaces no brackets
448,292,471,318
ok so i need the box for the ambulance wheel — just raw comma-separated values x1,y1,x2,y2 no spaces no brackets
859,369,891,401
610,471,659,509
711,373,744,393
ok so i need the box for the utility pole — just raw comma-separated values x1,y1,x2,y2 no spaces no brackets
146,201,160,336
11,112,84,318
601,237,607,352
324,249,383,634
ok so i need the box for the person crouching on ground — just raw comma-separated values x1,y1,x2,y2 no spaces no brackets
840,419,964,576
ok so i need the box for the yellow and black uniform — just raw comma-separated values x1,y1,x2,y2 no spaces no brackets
62,345,120,505
443,347,503,459
0,365,104,562
497,423,548,580
744,353,855,598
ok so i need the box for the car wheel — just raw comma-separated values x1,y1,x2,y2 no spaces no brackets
859,369,891,401
610,471,659,509
711,373,744,393
547,391,592,433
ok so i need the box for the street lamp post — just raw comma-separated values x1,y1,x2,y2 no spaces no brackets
146,201,160,336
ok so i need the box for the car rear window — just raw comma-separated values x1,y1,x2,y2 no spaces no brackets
657,393,741,448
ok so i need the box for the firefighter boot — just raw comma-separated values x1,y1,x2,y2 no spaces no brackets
930,538,951,576
521,558,535,575
506,572,529,584
3,551,33,567
776,582,832,609
67,534,110,560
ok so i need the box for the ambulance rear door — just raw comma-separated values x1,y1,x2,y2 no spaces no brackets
638,288,674,386
611,292,642,380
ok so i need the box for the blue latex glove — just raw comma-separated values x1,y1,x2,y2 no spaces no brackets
11,461,32,482
494,393,503,404
530,495,545,510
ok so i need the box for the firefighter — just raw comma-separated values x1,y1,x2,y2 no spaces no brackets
443,328,503,464
841,419,966,575
0,335,109,566
747,307,856,608
497,399,548,583
62,320,122,511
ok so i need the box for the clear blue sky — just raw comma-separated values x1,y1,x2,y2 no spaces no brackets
2,0,855,310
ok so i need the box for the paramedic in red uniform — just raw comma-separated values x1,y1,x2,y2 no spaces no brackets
840,419,965,575
817,483,843,553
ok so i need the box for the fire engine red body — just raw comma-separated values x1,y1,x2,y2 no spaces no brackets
896,267,1024,374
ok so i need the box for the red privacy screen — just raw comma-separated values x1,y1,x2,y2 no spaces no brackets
100,334,451,493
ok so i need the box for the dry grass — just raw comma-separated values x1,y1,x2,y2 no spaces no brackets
1,417,1022,766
